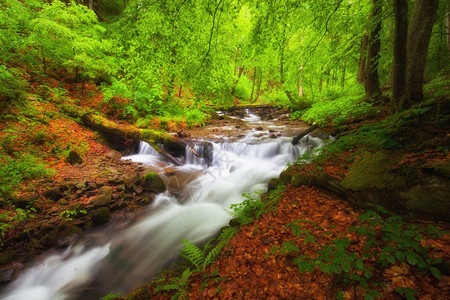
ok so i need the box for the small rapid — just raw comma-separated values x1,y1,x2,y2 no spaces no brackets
1,112,323,299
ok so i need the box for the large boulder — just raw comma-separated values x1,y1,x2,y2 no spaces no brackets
403,175,450,222
92,186,113,207
342,150,405,191
67,148,83,165
140,172,166,193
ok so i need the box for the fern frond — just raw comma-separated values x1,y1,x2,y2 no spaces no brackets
182,239,205,270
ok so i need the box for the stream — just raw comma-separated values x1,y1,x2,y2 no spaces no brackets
1,110,323,300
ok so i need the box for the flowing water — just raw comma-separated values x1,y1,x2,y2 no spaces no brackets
1,111,323,300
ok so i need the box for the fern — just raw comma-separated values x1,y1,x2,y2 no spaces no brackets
182,240,206,270
155,268,193,300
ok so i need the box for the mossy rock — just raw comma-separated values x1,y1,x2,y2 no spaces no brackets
141,172,166,193
91,208,111,226
67,148,83,165
421,161,450,178
267,178,282,191
0,250,17,265
290,173,312,187
403,175,450,222
342,150,405,191
279,169,293,184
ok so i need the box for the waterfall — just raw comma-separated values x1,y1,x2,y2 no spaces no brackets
1,129,323,299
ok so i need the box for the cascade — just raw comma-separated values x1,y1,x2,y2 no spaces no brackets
1,114,323,300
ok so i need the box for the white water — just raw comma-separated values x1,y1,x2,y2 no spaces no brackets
2,114,323,299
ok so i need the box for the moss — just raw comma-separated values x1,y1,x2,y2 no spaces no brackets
0,250,17,265
342,150,406,191
91,208,111,226
141,172,166,193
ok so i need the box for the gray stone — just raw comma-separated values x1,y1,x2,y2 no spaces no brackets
92,186,113,207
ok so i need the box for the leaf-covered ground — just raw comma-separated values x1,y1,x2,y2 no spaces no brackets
144,185,449,300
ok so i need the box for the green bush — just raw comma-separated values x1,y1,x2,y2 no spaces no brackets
0,153,54,203
296,95,378,126
234,75,253,100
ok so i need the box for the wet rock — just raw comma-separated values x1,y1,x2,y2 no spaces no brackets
85,190,98,197
91,208,111,226
106,150,122,160
255,127,264,131
269,133,277,139
141,172,166,193
164,167,176,176
67,148,83,165
268,178,282,191
54,222,81,247
403,175,450,222
124,175,138,189
0,266,14,283
279,170,293,185
43,188,64,201
291,174,312,187
0,250,17,265
13,195,38,209
92,186,113,207
421,161,450,178
108,178,123,185
86,182,98,191
133,184,143,195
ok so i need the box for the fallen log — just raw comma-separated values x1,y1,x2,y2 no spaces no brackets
292,124,319,145
82,114,186,166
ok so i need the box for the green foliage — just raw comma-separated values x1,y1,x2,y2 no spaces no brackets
59,209,87,221
155,267,193,300
0,207,36,237
228,191,265,225
267,206,446,298
0,153,54,203
100,292,122,300
182,227,238,272
293,95,378,127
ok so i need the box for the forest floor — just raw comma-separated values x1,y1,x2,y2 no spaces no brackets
128,98,450,300
0,80,449,299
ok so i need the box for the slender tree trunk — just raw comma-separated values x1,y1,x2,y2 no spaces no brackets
89,0,94,10
357,34,368,83
393,0,408,111
298,65,304,97
250,67,257,101
319,76,323,93
231,66,245,96
178,85,183,98
405,0,439,106
342,58,346,89
364,0,382,99
41,47,46,74
255,68,263,101
446,3,450,53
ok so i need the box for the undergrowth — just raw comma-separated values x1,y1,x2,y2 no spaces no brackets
266,205,446,300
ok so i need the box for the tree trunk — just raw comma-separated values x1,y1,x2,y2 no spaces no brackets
364,0,382,99
318,76,323,93
250,67,257,101
255,68,262,101
405,0,439,106
298,65,304,97
392,0,408,111
341,58,346,89
357,34,368,83
231,66,245,96
447,4,450,53
89,0,94,10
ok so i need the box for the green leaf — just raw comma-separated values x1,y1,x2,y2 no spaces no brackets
430,266,442,280
394,251,405,262
406,253,417,265
355,259,364,270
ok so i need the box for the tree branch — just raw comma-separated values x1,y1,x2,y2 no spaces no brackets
194,0,224,76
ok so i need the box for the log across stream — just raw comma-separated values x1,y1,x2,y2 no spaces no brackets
1,110,324,300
